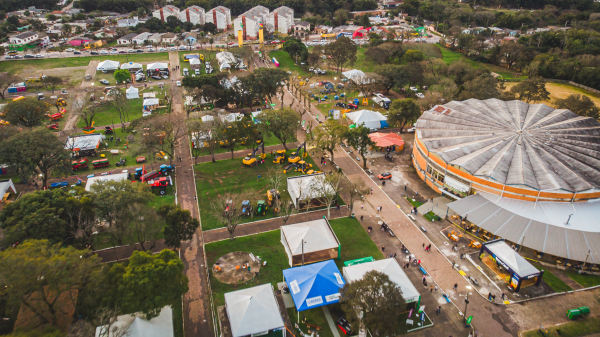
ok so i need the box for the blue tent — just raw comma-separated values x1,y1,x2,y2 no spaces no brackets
283,260,345,311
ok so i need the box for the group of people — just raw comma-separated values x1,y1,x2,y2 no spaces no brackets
423,243,432,252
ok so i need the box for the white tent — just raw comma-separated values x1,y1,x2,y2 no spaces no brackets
126,86,139,99
0,179,17,203
189,58,201,67
96,60,120,71
483,240,540,277
146,62,169,70
224,284,285,337
342,69,367,83
287,173,336,208
64,134,106,152
220,112,243,123
95,306,173,337
346,110,387,129
143,98,160,106
343,258,421,303
281,218,340,266
85,172,129,192
121,62,143,70
201,115,215,122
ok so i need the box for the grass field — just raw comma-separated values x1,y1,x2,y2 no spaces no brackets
504,82,600,107
521,316,600,337
437,45,524,79
533,264,573,293
0,53,172,74
562,270,600,288
191,133,284,157
405,196,424,208
194,150,319,230
205,217,383,335
404,42,443,59
76,84,169,128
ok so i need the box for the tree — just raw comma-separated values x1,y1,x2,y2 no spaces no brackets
500,41,525,69
311,119,348,164
0,73,20,100
42,76,63,94
107,89,129,129
248,68,290,104
400,63,425,88
0,240,104,329
79,103,97,128
210,192,248,240
61,23,71,35
345,125,375,169
309,172,342,219
340,271,405,337
334,9,350,26
158,204,199,249
324,36,357,73
388,99,421,132
140,114,187,165
113,69,130,85
374,64,404,93
404,49,425,63
345,179,369,215
128,204,164,252
0,129,70,188
3,98,48,127
257,109,299,150
283,38,308,64
506,77,550,103
555,94,600,119
424,58,448,81
268,169,297,226
458,73,502,100
105,250,188,319
89,180,154,246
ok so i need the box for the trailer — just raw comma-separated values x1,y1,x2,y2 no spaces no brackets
72,158,88,171
92,159,110,168
50,181,69,188
141,170,159,182
372,94,391,109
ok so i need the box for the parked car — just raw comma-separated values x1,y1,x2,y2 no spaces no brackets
228,42,235,46
176,81,181,87
179,46,187,50
158,48,167,52
151,75,162,80
145,45,153,48
169,47,177,51
65,48,75,52
415,93,425,99
195,69,200,75
74,51,82,55
90,51,99,55
127,49,135,53
100,50,108,55
346,103,358,109
60,90,68,95
148,48,155,52
136,49,143,53
119,51,126,54
110,51,118,54
99,79,110,85
407,127,416,133
4,55,14,59
378,172,392,180
35,54,44,58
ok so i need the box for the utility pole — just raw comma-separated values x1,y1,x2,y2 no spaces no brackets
302,240,307,265
463,285,472,322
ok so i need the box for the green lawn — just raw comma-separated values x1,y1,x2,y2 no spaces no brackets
437,44,525,80
404,42,443,59
0,53,171,74
287,307,337,337
172,296,184,337
194,150,318,230
76,84,170,128
562,270,600,288
533,264,573,293
205,217,380,336
191,133,283,157
269,50,311,77
423,211,440,222
405,196,424,208
521,316,600,337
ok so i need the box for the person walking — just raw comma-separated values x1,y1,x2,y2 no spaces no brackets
428,243,432,251
435,285,438,292
422,243,425,250
436,306,441,315
501,292,506,300
453,283,458,291
361,204,364,210
430,286,433,293
382,246,385,252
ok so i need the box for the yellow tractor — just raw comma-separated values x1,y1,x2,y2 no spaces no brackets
267,189,280,206
242,140,266,167
273,150,287,164
155,151,167,160
56,98,67,107
296,160,315,174
288,142,307,164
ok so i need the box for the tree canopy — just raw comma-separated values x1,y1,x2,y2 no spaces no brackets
257,108,299,150
324,37,357,73
555,94,600,119
3,98,49,127
388,99,421,132
158,204,199,249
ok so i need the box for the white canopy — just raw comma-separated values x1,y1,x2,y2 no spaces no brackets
121,62,142,70
343,258,421,303
189,58,201,66
201,115,215,122
342,69,366,83
281,219,339,256
146,62,169,70
96,60,120,71
143,98,159,106
224,284,284,337
219,62,231,72
126,86,139,99
0,179,17,200
287,173,336,208
64,134,106,152
95,306,173,337
220,112,243,123
346,110,387,129
85,173,129,191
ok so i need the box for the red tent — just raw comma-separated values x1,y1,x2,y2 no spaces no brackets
369,132,404,151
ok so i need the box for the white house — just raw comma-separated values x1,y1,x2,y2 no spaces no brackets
267,6,294,34
95,29,116,38
161,33,177,44
179,6,205,25
117,17,139,27
233,6,269,40
205,6,231,30
148,33,162,44
9,31,38,45
153,5,180,22
117,33,138,45
132,32,152,45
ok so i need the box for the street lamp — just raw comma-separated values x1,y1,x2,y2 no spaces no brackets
301,240,307,265
463,285,472,323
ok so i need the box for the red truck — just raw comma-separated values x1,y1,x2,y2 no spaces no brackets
148,176,170,195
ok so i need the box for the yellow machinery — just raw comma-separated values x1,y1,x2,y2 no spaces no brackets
155,151,166,160
242,140,266,167
362,98,369,106
56,98,67,107
288,142,307,164
267,189,280,206
273,150,287,164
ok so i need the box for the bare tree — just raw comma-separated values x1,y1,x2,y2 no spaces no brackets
108,89,130,129
210,192,249,240
310,173,343,219
0,73,21,100
140,114,188,165
79,103,98,129
268,169,297,225
94,307,130,337
345,179,369,215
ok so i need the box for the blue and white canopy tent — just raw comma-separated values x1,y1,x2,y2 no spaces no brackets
282,260,345,312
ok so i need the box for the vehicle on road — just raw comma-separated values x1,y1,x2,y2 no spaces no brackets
378,172,392,180
90,51,99,55
176,81,181,86
60,90,68,95
14,55,23,59
100,50,108,55
119,51,126,54
148,48,155,52
65,48,75,52
415,93,425,99
110,51,118,54
99,79,110,85
407,127,416,133
145,45,153,48
74,51,81,55
169,47,177,51
158,48,167,52
127,49,135,53
136,49,143,53
35,54,44,58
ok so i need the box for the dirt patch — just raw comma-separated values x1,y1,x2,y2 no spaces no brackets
212,251,262,284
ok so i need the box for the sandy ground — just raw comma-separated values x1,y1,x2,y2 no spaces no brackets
504,82,600,107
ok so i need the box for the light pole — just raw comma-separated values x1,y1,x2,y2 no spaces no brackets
463,285,472,323
301,240,307,265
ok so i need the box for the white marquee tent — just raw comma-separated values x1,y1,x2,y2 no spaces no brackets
224,284,285,337
126,86,139,99
346,110,387,129
121,62,143,70
95,306,173,337
96,60,120,71
281,219,340,266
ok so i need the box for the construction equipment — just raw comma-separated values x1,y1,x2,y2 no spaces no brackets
56,98,67,107
115,158,127,167
267,189,280,206
148,176,170,195
283,163,299,174
92,159,110,168
288,142,307,164
296,160,314,174
159,164,175,175
155,151,167,160
72,158,88,171
256,200,267,215
104,126,114,134
241,200,252,216
273,150,287,164
242,140,266,167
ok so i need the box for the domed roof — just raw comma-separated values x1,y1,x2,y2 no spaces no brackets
416,98,600,193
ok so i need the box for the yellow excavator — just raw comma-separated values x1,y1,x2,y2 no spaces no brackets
242,140,266,167
267,189,280,206
288,142,307,164
273,150,287,164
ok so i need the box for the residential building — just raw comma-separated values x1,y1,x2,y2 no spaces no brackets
118,17,139,27
350,9,386,18
148,33,162,43
132,32,152,45
183,31,197,45
46,29,62,37
205,6,231,30
9,31,38,45
292,21,310,38
267,6,294,34
179,6,205,25
233,5,269,40
95,29,116,38
117,33,138,45
314,25,332,34
153,5,180,22
161,32,178,44
67,37,92,46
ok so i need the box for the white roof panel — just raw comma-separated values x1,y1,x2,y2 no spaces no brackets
224,284,284,337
